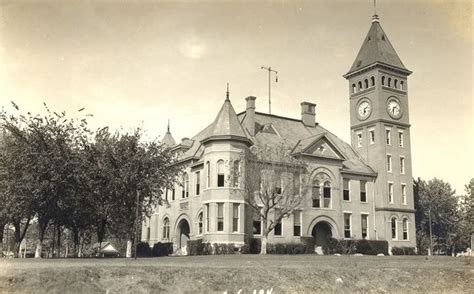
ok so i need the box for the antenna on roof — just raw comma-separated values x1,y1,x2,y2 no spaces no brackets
225,83,230,101
260,66,278,114
167,119,170,133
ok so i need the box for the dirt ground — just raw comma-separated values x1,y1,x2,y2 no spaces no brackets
0,255,473,293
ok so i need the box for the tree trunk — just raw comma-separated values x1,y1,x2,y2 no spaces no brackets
35,221,48,259
56,224,61,258
126,239,132,258
260,220,268,255
13,219,30,258
78,233,84,258
0,222,5,255
35,242,43,259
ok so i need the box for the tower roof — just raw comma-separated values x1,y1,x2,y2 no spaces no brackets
161,121,176,148
201,89,251,146
345,16,410,77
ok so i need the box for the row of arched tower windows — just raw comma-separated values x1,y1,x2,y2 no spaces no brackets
351,75,405,94
351,76,376,93
382,75,405,91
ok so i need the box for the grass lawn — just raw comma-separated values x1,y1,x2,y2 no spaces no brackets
0,255,473,293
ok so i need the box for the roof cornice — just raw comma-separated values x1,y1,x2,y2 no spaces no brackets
344,61,412,79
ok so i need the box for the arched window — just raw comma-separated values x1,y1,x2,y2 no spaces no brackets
381,76,386,86
358,81,363,90
364,79,369,89
197,212,203,235
162,217,170,240
402,218,408,240
206,161,210,188
391,217,397,240
371,76,375,87
394,79,398,88
323,181,331,208
233,160,240,187
352,84,356,93
182,173,189,198
400,81,404,91
388,77,392,87
312,179,321,208
217,160,225,187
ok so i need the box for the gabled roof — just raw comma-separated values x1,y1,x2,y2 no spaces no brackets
346,16,410,76
200,97,251,146
292,133,347,161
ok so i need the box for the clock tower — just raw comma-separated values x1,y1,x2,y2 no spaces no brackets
344,14,416,249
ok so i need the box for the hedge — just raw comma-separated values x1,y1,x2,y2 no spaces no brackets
392,246,417,255
323,238,388,255
136,241,152,257
242,238,311,255
151,242,173,257
187,240,237,255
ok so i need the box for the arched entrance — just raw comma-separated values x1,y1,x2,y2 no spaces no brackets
312,221,332,247
177,219,190,249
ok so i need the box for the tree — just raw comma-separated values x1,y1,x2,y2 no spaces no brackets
414,177,458,255
235,144,308,254
455,178,474,250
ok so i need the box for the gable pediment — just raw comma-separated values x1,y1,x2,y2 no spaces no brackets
295,134,346,161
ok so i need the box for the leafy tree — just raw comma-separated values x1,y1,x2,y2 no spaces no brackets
455,178,474,250
234,144,309,254
414,177,458,255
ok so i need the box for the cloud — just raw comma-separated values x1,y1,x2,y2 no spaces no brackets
179,36,206,59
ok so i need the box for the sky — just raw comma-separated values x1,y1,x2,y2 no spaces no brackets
0,0,472,194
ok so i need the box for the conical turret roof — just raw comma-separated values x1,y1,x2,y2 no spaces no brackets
161,121,176,148
201,89,251,146
345,16,410,76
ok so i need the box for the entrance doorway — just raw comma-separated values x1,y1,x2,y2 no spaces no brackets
312,221,332,247
177,219,190,249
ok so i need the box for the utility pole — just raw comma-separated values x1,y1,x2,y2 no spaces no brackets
134,190,140,260
260,66,278,114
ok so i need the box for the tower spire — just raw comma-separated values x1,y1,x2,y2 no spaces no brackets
167,119,170,133
372,0,379,22
225,83,230,101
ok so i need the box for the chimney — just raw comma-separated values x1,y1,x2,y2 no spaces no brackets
245,96,256,136
301,101,316,127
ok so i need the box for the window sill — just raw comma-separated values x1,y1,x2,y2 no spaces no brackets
273,235,284,238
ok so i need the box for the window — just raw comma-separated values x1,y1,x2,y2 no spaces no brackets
370,76,375,87
293,210,301,237
369,129,375,144
198,212,203,235
388,77,392,87
394,79,398,88
361,214,368,239
398,131,404,147
387,155,392,172
344,213,352,238
274,172,282,195
172,188,175,201
146,225,151,241
323,182,331,208
233,160,240,187
195,171,200,195
253,210,262,235
360,180,367,202
402,218,409,240
232,203,239,232
364,79,369,88
162,217,170,240
312,179,321,208
400,81,405,91
388,182,394,203
358,81,363,90
352,84,356,93
400,157,405,174
343,178,350,201
217,203,224,231
274,209,282,236
217,160,225,187
381,76,386,86
357,132,362,147
391,217,397,240
386,129,391,145
401,184,407,204
206,161,210,188
181,173,189,198
165,188,168,202
206,204,210,232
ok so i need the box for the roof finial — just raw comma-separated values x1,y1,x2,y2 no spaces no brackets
372,0,379,22
225,83,230,101
167,119,170,133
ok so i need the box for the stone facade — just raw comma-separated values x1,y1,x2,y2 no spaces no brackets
142,14,417,252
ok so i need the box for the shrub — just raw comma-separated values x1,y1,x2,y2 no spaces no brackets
213,243,237,255
301,236,315,254
244,238,262,254
136,241,152,257
392,246,417,255
356,239,389,255
151,242,173,257
323,238,388,255
187,239,204,256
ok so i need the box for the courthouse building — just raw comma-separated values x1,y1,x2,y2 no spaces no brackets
142,13,416,252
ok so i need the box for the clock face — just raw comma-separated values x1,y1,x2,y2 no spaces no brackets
387,98,403,119
357,99,372,120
